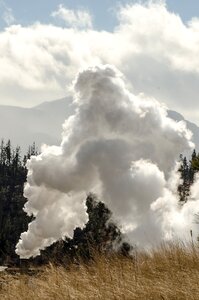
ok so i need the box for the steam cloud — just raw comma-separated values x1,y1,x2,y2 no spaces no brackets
16,65,199,258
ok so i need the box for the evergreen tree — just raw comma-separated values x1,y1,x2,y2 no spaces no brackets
0,140,33,265
178,149,199,203
178,156,190,202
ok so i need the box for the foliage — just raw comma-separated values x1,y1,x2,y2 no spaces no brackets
178,149,199,202
0,140,36,265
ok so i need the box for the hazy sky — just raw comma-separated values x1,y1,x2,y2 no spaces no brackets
0,0,199,125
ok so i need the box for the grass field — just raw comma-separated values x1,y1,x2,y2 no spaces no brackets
0,242,199,300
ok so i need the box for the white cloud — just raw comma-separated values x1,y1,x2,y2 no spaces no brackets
0,1,199,124
51,4,92,29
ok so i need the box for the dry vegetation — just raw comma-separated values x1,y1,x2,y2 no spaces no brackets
0,243,199,300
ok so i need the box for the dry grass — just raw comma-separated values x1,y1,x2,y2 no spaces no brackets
0,242,199,300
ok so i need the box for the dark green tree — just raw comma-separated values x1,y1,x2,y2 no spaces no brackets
178,149,199,203
0,140,34,265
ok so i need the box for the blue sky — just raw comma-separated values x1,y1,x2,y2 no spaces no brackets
1,0,199,30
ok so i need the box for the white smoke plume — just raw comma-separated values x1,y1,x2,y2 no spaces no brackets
16,65,199,258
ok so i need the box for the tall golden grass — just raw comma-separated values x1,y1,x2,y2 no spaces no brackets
0,242,199,299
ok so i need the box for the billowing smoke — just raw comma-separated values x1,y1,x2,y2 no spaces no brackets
16,65,199,258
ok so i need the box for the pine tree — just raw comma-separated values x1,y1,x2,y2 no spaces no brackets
178,149,199,203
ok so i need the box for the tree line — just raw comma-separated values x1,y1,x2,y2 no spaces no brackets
0,140,37,265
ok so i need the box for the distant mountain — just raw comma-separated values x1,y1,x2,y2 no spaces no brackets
0,98,74,153
167,110,199,151
0,98,198,154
